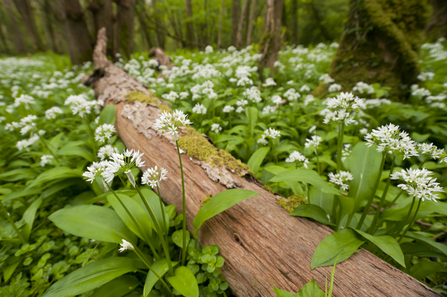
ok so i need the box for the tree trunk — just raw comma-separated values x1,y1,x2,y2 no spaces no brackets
232,0,240,45
60,0,94,65
245,0,257,46
236,0,250,48
41,0,60,54
3,0,26,54
83,28,442,297
184,0,195,48
309,2,331,41
259,0,284,70
115,0,135,59
319,0,431,100
13,0,45,52
217,0,225,49
135,0,154,49
291,0,298,45
88,0,114,57
0,19,11,55
153,0,165,49
424,0,447,41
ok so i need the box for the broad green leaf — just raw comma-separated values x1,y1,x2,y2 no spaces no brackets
43,257,137,297
172,230,190,248
28,167,83,188
272,286,294,297
91,275,138,297
295,279,325,297
41,178,81,199
0,168,38,181
134,188,170,236
57,146,94,162
310,188,333,216
108,193,153,241
22,197,43,241
193,189,258,237
408,261,446,281
49,205,136,244
354,229,405,267
311,229,364,269
290,204,333,226
245,106,258,137
381,200,447,221
3,188,42,202
247,147,270,174
3,261,20,282
99,105,116,125
167,266,199,297
405,232,447,257
144,259,179,296
270,169,341,195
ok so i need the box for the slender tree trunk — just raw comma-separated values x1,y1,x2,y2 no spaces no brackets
236,0,250,48
3,0,26,54
0,20,11,54
309,2,331,41
153,0,165,48
164,0,183,48
41,0,60,53
116,0,135,59
259,0,285,70
232,0,241,45
245,0,257,46
135,0,154,49
291,0,298,45
424,0,447,41
88,0,114,57
13,0,45,51
217,0,225,49
184,0,195,48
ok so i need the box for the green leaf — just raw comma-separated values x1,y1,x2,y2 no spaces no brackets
43,257,136,297
193,189,258,237
167,266,199,297
91,275,139,297
99,105,116,125
311,229,364,269
57,146,94,162
144,259,179,296
3,261,20,282
270,169,341,195
3,187,42,202
247,147,270,174
290,204,333,226
22,197,43,241
405,232,447,257
28,167,83,188
49,205,136,244
408,261,446,281
382,200,447,221
172,230,190,248
295,279,325,297
135,188,170,236
245,106,258,137
107,194,153,241
354,229,405,267
272,286,294,297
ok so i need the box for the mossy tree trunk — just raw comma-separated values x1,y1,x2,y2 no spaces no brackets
327,0,431,100
14,0,46,52
424,0,447,41
259,0,285,70
88,0,114,58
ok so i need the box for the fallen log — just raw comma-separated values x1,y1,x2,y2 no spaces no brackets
84,28,441,297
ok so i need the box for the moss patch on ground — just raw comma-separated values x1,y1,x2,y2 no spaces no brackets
125,91,171,112
178,126,252,177
276,195,307,213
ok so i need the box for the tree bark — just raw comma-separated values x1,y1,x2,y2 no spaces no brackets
83,28,442,297
217,0,225,49
236,0,250,48
3,0,27,54
152,0,165,49
115,0,135,60
424,0,447,41
259,0,284,70
88,0,114,57
245,0,257,46
0,19,10,55
317,0,431,101
290,0,298,45
41,0,60,54
232,0,241,46
13,0,45,52
135,0,154,49
309,2,331,41
184,0,195,48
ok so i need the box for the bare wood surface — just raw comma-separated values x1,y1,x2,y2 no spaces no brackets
148,47,173,69
85,28,441,297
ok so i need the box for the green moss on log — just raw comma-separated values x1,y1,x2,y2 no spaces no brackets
125,91,171,112
276,195,307,213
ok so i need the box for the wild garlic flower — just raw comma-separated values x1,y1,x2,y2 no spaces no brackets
263,78,277,87
98,145,119,160
304,94,315,105
365,124,418,159
95,124,116,142
64,95,102,118
211,123,222,133
417,72,434,81
352,82,374,95
284,88,301,101
154,110,192,140
411,85,431,99
162,91,179,102
223,105,235,113
119,239,134,252
243,87,262,103
262,105,276,115
45,106,63,120
286,151,309,168
272,95,283,105
322,92,365,125
16,134,39,151
328,171,353,191
192,103,207,115
82,161,110,183
391,168,444,202
300,85,310,93
319,74,335,84
328,83,342,93
263,128,281,139
141,166,168,188
179,92,189,99
305,135,323,149
14,94,36,109
40,155,54,167
236,106,244,113
102,150,145,183
342,144,352,162
236,99,248,107
237,77,253,86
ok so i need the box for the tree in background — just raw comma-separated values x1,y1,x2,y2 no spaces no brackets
259,0,284,69
116,0,135,60
424,0,447,41
88,0,114,58
13,0,45,51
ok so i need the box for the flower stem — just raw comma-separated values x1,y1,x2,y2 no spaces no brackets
0,201,26,244
134,186,174,276
156,183,168,243
315,149,321,175
397,197,422,243
175,140,187,266
83,117,98,160
336,123,345,171
368,155,396,233
37,133,59,163
356,153,386,229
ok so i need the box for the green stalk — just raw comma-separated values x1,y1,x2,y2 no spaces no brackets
397,197,422,243
315,149,321,175
0,201,26,244
356,153,386,229
133,246,173,296
83,117,98,160
109,187,159,258
156,183,168,243
274,104,281,130
368,155,396,233
336,123,345,171
37,133,59,163
175,139,187,266
371,189,404,234
134,186,174,276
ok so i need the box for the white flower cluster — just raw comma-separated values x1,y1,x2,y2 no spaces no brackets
322,92,365,125
319,74,335,84
352,82,374,95
205,45,213,54
5,114,37,135
284,88,301,101
64,95,102,118
45,106,63,120
119,239,134,252
243,87,262,103
263,78,276,87
411,85,431,99
365,124,418,159
192,103,207,114
40,155,54,167
391,168,444,202
190,80,217,100
417,143,446,161
262,105,276,115
95,124,116,142
305,135,322,149
223,105,235,113
285,151,309,168
211,123,222,133
98,145,119,160
328,83,342,93
258,128,280,145
417,72,434,81
300,85,310,93
154,110,192,140
272,95,283,105
328,171,353,191
364,99,392,109
141,166,168,188
162,91,180,102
